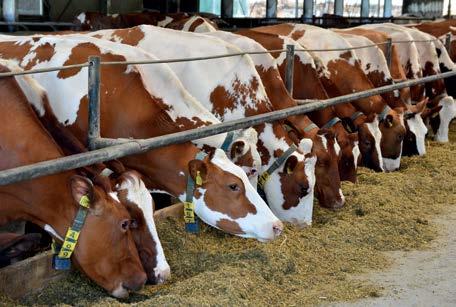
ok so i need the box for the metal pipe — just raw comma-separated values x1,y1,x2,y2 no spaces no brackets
101,49,287,66
1,70,456,186
445,33,452,55
88,56,101,150
285,44,295,95
295,70,456,105
0,63,89,78
385,38,392,70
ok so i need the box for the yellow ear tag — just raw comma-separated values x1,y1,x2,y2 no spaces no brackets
195,171,203,186
79,195,90,208
287,167,293,175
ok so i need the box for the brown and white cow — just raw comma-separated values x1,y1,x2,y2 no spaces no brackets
2,59,172,285
412,19,456,61
74,11,190,31
361,23,456,142
0,61,147,297
88,29,261,189
91,26,345,220
166,15,218,33
358,24,426,102
0,35,283,241
217,29,360,183
335,30,428,157
254,23,407,172
399,26,456,143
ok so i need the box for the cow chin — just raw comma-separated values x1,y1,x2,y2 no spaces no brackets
111,284,129,299
383,155,401,172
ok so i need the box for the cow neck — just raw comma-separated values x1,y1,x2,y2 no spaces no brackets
0,172,77,240
121,143,198,197
255,122,297,168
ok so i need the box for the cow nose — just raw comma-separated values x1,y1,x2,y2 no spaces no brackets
155,266,171,285
272,221,284,237
123,271,147,292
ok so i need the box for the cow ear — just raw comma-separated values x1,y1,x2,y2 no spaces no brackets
383,115,394,128
70,175,94,205
230,140,246,160
188,159,207,186
283,155,298,175
421,105,443,119
410,98,428,114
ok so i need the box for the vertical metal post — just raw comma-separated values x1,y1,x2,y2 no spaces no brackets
285,44,295,96
445,33,451,55
88,56,101,150
385,38,393,70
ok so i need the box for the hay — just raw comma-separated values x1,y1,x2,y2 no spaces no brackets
17,123,456,306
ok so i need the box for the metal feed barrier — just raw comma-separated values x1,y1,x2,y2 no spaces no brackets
0,33,454,186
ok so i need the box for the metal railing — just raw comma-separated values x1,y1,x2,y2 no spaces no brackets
0,33,453,186
0,21,78,32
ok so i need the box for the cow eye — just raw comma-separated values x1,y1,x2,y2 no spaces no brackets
120,219,130,232
397,134,404,142
228,183,240,191
130,219,138,229
364,140,371,147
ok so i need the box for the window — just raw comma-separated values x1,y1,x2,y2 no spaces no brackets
369,0,384,17
391,0,403,16
199,0,221,15
233,0,267,17
277,0,304,17
314,0,335,16
344,0,361,16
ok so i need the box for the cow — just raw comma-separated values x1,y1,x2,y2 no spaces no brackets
239,28,384,174
166,15,218,32
89,26,345,219
254,23,407,172
358,23,426,102
0,61,147,297
360,23,456,142
211,29,360,183
412,19,456,61
335,30,428,157
0,35,283,241
74,11,190,31
1,58,172,285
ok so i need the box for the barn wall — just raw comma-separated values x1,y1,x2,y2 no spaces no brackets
402,0,444,17
48,0,143,22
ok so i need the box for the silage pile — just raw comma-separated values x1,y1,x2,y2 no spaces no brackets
14,123,456,306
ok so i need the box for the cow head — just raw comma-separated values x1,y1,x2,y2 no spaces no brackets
69,176,146,298
184,149,283,242
229,128,262,187
334,129,359,183
379,108,406,172
254,122,318,226
428,96,456,142
402,99,428,156
356,114,384,172
113,171,170,285
312,130,345,210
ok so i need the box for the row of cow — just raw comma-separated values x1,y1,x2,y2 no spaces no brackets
0,19,455,298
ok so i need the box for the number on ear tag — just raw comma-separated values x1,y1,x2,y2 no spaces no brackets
79,195,90,208
195,171,203,186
